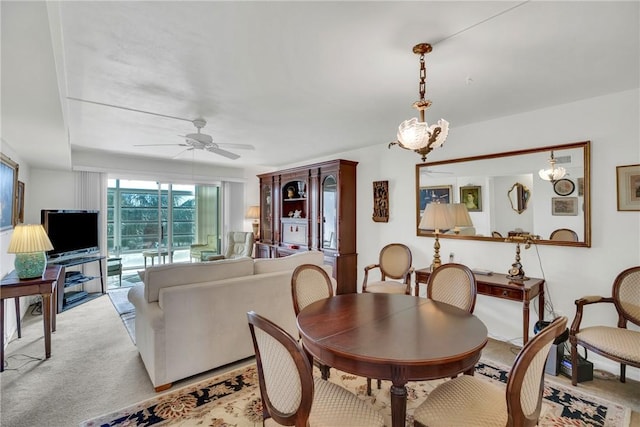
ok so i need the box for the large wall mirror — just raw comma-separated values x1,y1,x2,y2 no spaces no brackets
415,141,591,247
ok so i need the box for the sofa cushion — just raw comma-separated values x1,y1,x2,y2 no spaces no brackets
143,257,254,303
253,250,325,275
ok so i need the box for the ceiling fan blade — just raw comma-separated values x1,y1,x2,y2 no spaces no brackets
134,143,188,147
172,148,192,159
208,146,240,160
216,143,255,150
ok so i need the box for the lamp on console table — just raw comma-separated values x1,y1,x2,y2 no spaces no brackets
419,202,455,271
448,203,473,234
245,205,260,240
7,224,54,279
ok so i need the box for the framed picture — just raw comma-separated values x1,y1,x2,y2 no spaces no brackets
553,178,575,196
551,197,578,216
616,164,640,211
419,185,452,213
460,185,482,212
16,181,25,224
577,177,584,196
1,153,19,231
372,180,389,222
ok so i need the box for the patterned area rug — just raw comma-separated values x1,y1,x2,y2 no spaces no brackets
107,288,136,343
80,361,630,427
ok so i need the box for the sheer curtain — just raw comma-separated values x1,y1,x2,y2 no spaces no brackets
74,171,108,293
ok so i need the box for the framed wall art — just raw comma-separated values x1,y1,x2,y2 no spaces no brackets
551,197,578,216
1,153,19,230
616,163,640,211
372,180,389,222
16,181,25,224
419,185,452,213
460,185,482,212
553,178,575,196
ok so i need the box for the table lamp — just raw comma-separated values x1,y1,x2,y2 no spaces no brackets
7,224,54,279
245,205,260,240
448,203,473,234
419,202,455,271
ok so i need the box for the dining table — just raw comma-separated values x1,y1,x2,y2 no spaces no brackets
296,293,488,427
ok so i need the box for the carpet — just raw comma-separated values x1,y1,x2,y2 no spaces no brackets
80,361,630,427
108,288,136,344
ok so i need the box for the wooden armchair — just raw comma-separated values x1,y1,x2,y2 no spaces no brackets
569,266,640,386
362,243,414,295
550,228,578,242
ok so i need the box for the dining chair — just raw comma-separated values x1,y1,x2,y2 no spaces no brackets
246,311,385,427
362,243,414,294
413,316,568,427
569,266,640,386
426,263,477,313
549,228,578,242
291,264,334,380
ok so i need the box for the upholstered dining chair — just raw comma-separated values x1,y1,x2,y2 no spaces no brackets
426,263,477,314
362,243,414,295
569,266,640,386
246,311,385,427
413,316,568,427
291,264,334,380
549,228,578,242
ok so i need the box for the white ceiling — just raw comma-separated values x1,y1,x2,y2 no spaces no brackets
2,1,639,171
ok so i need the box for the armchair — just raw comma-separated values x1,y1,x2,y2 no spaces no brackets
569,266,640,386
362,243,414,294
189,234,219,262
203,231,254,261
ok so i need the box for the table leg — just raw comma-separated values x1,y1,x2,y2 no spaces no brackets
523,298,530,344
389,382,407,427
1,300,5,372
144,256,148,269
42,293,52,359
52,282,57,332
14,298,21,338
539,287,545,324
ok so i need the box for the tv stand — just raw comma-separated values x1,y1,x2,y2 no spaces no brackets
49,255,105,312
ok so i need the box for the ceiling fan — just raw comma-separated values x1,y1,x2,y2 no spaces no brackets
134,118,254,160
66,97,254,160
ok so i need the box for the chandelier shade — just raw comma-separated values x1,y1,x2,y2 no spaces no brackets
538,151,566,183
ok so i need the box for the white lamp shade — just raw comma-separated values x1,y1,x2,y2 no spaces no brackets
538,166,566,181
419,203,455,232
245,205,260,220
448,203,473,227
7,224,53,253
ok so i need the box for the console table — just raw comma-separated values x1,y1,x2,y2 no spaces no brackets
0,265,62,372
414,268,544,344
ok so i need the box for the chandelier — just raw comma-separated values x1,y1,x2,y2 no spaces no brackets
538,151,566,183
389,43,449,162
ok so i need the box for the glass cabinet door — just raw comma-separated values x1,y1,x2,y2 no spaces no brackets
321,175,337,250
261,182,272,243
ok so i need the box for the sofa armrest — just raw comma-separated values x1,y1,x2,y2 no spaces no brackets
128,284,165,331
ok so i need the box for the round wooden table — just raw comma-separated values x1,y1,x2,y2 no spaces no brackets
297,293,488,427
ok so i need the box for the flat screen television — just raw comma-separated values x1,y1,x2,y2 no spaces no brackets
41,210,100,259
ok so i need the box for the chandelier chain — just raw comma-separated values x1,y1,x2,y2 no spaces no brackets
419,53,426,101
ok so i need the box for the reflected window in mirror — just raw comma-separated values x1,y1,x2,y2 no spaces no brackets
415,141,590,247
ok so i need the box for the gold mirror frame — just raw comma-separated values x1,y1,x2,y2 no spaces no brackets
507,183,530,214
415,141,591,247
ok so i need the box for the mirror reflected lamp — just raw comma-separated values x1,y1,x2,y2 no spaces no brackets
7,224,54,279
419,202,455,271
539,150,566,184
389,43,449,162
448,203,473,234
505,234,539,283
245,205,260,240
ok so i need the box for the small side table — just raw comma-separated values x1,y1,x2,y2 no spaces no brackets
142,248,174,268
0,265,62,372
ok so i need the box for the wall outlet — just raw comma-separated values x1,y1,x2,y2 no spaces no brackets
449,252,454,263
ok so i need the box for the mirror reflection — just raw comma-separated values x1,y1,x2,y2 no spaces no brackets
415,141,591,247
508,183,530,214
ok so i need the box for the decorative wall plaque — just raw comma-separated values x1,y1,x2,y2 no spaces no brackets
372,180,389,222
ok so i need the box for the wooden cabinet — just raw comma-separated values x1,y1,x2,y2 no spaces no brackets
257,159,358,294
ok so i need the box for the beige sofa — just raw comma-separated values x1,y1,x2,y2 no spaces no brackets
127,251,333,391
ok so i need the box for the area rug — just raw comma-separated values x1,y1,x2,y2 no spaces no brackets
108,288,136,344
80,361,630,427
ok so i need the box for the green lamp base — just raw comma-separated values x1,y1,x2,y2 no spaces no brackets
14,251,47,279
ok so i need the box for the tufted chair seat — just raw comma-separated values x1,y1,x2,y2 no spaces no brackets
569,266,640,386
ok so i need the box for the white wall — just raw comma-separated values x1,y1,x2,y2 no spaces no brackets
302,88,640,379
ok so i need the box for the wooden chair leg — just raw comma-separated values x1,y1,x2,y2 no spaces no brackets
621,363,626,383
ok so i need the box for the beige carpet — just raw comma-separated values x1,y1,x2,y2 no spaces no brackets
1,294,639,427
